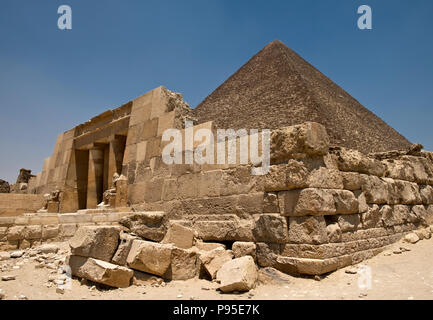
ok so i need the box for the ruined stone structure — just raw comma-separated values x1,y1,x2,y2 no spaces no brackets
1,41,432,280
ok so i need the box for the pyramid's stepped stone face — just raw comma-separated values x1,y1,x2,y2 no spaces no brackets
194,40,411,154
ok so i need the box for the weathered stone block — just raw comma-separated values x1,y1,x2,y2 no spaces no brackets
361,204,382,229
288,216,328,244
119,212,166,242
270,122,329,163
217,256,258,293
7,226,25,241
340,172,363,190
194,219,254,242
112,231,140,266
307,168,344,189
166,247,198,280
69,226,120,262
253,214,288,243
332,190,358,214
198,247,234,279
42,225,59,239
263,192,280,213
335,148,385,176
68,255,133,288
279,188,336,216
420,185,433,205
59,224,77,238
264,161,309,192
126,240,173,277
232,242,257,261
162,223,194,249
361,175,389,204
336,214,361,232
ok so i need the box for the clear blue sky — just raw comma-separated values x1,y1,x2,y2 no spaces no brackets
1,0,432,183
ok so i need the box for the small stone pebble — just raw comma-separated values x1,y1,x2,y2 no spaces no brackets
0,289,5,300
1,275,16,281
10,251,24,258
18,295,28,300
177,294,183,298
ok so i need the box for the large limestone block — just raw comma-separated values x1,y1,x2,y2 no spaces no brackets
166,248,198,280
126,240,173,277
253,214,288,243
335,148,385,176
279,188,336,216
264,161,309,192
119,212,166,242
307,168,344,189
270,122,329,163
162,223,194,249
361,204,382,229
384,159,415,182
394,180,422,205
401,156,430,184
198,247,233,279
232,242,257,261
216,256,258,293
332,190,359,214
340,172,363,190
69,226,120,262
361,175,389,204
287,216,328,244
194,219,254,242
420,185,433,205
67,255,133,288
275,256,342,276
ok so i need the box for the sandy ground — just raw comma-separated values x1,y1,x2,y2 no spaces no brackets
1,237,433,300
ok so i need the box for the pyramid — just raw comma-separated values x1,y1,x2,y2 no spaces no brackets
193,40,411,154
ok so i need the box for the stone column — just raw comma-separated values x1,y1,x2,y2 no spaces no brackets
87,146,105,209
108,135,126,187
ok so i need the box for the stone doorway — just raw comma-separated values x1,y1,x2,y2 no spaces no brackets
75,135,126,210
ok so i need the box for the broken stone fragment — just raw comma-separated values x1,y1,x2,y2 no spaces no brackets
126,240,173,277
119,212,166,242
161,223,195,249
111,231,140,266
36,244,60,255
69,226,121,262
194,240,226,252
404,233,420,244
198,247,234,279
10,250,24,258
257,267,291,285
216,256,258,293
67,255,133,288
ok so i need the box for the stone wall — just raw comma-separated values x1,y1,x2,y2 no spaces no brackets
0,211,129,251
127,121,433,275
0,194,45,217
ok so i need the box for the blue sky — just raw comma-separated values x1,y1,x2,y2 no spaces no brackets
0,0,432,183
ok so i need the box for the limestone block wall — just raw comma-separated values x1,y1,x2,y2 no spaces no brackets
0,194,45,217
128,121,433,275
0,212,129,251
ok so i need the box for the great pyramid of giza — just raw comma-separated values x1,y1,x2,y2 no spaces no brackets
193,40,411,154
